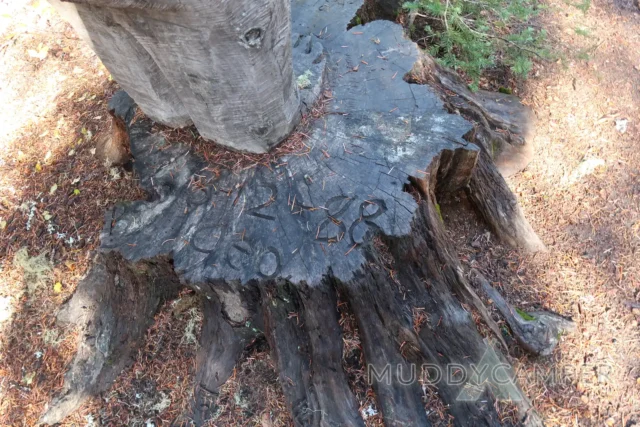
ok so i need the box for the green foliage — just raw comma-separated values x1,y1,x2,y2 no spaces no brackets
567,0,591,13
574,26,591,37
515,307,536,321
404,0,550,90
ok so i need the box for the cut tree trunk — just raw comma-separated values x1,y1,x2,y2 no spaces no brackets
51,0,302,153
41,1,556,426
48,0,192,128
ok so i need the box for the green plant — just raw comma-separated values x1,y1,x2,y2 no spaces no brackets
515,307,536,321
404,0,550,90
574,26,591,37
566,0,591,13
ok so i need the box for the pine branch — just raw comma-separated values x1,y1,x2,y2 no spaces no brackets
457,17,549,61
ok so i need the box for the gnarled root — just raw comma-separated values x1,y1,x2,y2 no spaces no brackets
471,269,575,357
263,281,364,426
39,252,182,425
467,152,546,252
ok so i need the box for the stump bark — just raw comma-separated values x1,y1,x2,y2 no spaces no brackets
41,1,557,426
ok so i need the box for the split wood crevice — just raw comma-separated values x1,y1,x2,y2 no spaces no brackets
41,3,570,426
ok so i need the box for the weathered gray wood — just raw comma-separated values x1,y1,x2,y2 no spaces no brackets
263,282,364,426
54,0,303,153
471,269,575,357
412,54,537,177
49,0,191,128
186,296,257,426
100,20,475,286
467,152,546,252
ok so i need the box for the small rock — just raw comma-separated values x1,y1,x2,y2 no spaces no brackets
261,413,273,427
580,395,589,404
615,118,628,134
605,417,615,426
567,158,605,184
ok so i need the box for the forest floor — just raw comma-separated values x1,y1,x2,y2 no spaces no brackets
0,0,638,426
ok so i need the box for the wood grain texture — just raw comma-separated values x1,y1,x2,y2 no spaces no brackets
56,0,302,153
39,253,182,426
50,0,192,127
101,20,475,286
412,53,537,177
471,269,574,357
467,151,546,252
263,281,364,426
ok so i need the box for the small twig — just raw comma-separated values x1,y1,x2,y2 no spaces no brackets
444,0,450,31
457,17,548,61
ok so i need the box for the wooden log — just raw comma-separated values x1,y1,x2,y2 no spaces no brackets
54,0,303,153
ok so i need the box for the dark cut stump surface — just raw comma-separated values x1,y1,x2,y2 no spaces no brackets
102,19,474,285
41,1,552,426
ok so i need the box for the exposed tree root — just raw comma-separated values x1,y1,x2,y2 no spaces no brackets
263,281,364,426
336,178,544,427
182,296,256,426
38,253,182,425
467,152,546,253
471,269,575,357
341,272,430,426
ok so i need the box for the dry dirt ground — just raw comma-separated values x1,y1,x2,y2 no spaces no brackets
0,0,638,426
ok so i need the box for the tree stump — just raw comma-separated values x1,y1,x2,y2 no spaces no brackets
41,1,556,426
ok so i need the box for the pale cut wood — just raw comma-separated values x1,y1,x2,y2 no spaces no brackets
55,0,302,153
49,0,192,128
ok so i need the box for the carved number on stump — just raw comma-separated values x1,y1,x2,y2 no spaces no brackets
247,184,277,221
315,196,387,244
349,199,387,244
